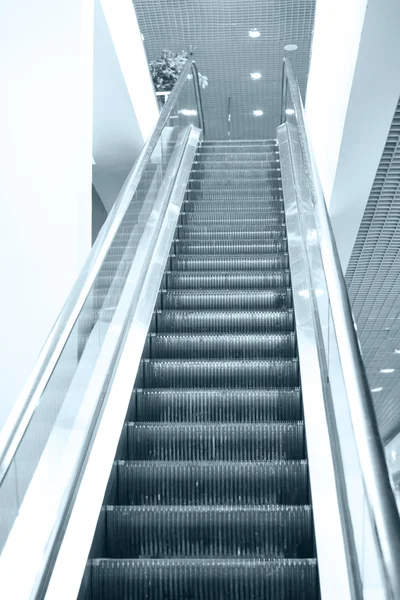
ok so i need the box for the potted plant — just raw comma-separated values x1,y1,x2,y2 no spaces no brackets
149,50,208,108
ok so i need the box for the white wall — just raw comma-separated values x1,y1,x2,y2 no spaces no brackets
92,0,159,212
306,0,400,270
0,0,94,429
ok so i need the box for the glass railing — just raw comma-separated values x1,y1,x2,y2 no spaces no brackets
0,59,204,596
280,57,400,599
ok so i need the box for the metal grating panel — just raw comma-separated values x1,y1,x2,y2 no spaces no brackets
346,97,400,444
133,0,316,140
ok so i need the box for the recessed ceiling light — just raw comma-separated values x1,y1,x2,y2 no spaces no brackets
371,387,383,393
380,368,395,374
286,109,295,115
249,29,261,38
395,350,400,354
250,72,262,80
284,44,298,51
253,109,264,116
179,109,197,116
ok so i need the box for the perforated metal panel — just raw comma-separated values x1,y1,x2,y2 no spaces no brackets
133,0,316,140
346,98,400,444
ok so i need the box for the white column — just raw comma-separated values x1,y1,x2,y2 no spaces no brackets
0,0,94,429
306,0,400,270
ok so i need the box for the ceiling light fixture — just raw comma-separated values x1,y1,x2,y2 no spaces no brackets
380,368,395,374
253,109,264,117
250,72,262,80
284,44,298,51
286,109,295,115
395,350,400,354
249,29,261,38
179,109,197,116
371,387,383,393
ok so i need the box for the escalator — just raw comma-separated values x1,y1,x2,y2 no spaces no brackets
1,58,400,600
81,140,318,599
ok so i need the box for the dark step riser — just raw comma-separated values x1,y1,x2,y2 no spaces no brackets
132,389,302,422
104,507,314,559
182,201,283,213
145,334,297,360
116,461,310,505
176,227,286,240
153,310,294,333
170,255,289,271
165,271,291,290
173,240,288,255
160,290,292,311
89,559,318,600
138,359,299,388
124,423,305,461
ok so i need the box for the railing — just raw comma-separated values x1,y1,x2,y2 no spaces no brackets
0,59,204,597
280,57,400,599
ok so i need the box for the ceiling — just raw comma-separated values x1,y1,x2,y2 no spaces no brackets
133,0,316,140
346,97,400,444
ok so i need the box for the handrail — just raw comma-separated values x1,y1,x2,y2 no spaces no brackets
191,61,205,135
282,57,400,599
0,58,204,489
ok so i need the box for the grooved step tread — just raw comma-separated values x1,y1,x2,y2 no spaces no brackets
160,289,292,310
140,358,299,388
104,505,314,559
165,270,291,290
115,460,310,505
89,558,318,600
132,388,302,422
148,333,296,359
125,422,305,461
154,309,294,333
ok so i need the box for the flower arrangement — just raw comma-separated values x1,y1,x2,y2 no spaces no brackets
149,50,209,92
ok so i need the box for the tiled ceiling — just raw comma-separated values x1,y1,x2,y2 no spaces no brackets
346,97,400,444
133,0,316,140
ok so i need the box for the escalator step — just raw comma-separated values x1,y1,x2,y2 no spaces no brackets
188,180,281,191
181,213,284,226
192,159,279,169
191,169,280,180
116,460,309,505
154,309,294,333
185,190,283,201
125,422,305,461
104,505,314,559
133,389,302,422
183,200,283,212
176,225,286,240
148,333,296,359
160,289,292,310
170,255,289,271
89,558,318,600
166,271,291,290
174,240,288,254
141,358,299,388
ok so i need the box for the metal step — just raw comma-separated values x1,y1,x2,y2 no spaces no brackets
191,169,280,180
185,190,283,200
176,225,286,240
170,254,289,272
115,460,310,505
147,333,296,360
125,422,305,461
154,309,294,333
188,179,282,191
104,505,314,558
89,558,318,600
132,389,302,422
165,271,291,290
183,200,283,212
159,289,292,311
173,239,288,255
180,213,284,226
